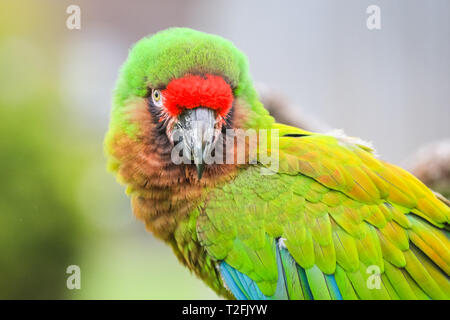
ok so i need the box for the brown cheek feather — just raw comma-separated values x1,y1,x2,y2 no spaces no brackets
108,98,245,241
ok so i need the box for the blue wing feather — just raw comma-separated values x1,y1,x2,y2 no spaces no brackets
219,240,342,300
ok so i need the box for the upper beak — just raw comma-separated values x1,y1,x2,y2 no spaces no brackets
176,108,217,180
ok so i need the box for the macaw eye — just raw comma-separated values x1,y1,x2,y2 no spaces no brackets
152,89,163,106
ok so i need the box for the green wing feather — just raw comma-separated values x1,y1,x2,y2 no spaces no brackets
196,124,450,299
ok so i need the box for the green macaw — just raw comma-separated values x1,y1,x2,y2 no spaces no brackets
105,28,450,300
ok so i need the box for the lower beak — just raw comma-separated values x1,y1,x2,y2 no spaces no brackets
176,108,217,180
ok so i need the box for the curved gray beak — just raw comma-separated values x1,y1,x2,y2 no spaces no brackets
176,108,217,179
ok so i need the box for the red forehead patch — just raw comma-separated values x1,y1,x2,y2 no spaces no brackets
162,74,233,117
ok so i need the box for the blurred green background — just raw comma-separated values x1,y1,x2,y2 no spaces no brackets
0,0,448,299
0,1,218,299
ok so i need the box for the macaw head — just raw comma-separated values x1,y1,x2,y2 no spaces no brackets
106,28,273,185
